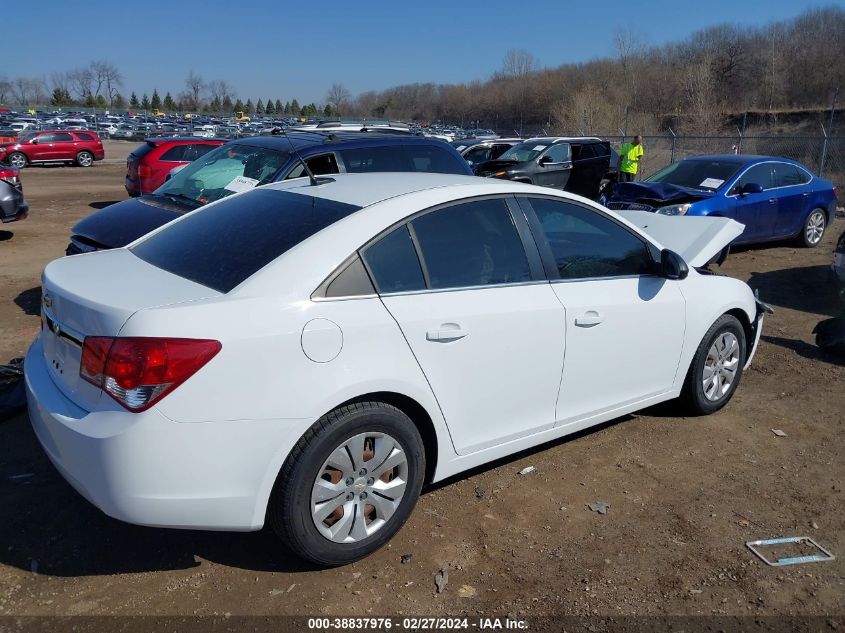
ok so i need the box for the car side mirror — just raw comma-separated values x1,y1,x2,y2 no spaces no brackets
741,182,763,195
538,156,552,166
661,249,689,280
30,137,38,144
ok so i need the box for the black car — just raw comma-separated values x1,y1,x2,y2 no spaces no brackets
0,165,28,223
449,138,522,171
474,137,615,199
68,131,472,254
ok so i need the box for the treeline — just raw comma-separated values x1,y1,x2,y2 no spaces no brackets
2,6,843,132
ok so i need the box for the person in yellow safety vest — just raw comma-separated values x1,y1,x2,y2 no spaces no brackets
618,135,644,182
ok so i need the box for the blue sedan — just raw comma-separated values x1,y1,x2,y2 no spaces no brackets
607,155,837,247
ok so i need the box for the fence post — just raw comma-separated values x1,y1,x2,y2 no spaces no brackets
739,111,748,153
820,88,838,177
819,125,829,178
668,127,676,164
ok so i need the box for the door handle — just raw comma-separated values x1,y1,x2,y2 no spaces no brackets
426,325,468,342
768,198,777,204
574,311,604,327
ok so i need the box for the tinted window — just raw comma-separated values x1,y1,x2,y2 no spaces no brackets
324,255,375,298
190,144,217,160
132,189,361,293
52,132,74,142
464,146,492,167
773,163,811,187
736,163,774,191
159,145,188,162
285,153,339,179
340,145,468,175
362,225,426,293
73,132,94,141
529,198,653,279
411,199,531,289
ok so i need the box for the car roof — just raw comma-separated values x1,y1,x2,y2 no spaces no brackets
260,172,509,208
228,130,444,152
143,137,226,144
683,154,801,165
524,136,604,144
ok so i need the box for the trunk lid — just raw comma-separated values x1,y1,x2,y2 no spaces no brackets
39,248,221,410
621,210,745,268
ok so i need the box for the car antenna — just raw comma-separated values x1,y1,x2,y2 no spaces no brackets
271,126,331,186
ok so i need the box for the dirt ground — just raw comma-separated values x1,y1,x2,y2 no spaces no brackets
0,141,843,620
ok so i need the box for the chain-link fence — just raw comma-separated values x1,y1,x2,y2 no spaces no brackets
595,134,845,187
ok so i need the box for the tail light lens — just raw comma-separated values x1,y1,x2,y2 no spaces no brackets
0,169,20,186
138,164,152,178
80,337,221,412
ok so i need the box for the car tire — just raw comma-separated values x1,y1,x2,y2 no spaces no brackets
680,314,746,415
800,209,827,248
7,152,27,169
75,151,94,167
267,401,425,566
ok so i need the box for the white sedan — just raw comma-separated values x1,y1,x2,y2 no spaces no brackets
25,173,768,565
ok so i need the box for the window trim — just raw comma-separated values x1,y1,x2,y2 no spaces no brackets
314,194,548,301
516,194,661,282
725,160,813,197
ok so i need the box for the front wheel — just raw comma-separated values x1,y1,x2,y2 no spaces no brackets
680,314,747,415
801,209,827,247
75,151,94,167
7,152,27,169
267,401,425,566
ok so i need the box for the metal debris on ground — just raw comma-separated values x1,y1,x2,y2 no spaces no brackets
518,466,535,475
435,567,449,593
746,536,835,566
474,486,486,499
771,429,787,437
400,553,412,564
588,501,610,515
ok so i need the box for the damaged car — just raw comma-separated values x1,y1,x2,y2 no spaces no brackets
607,155,837,248
0,165,28,223
27,173,767,565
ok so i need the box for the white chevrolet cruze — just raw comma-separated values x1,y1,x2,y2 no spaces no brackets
26,173,768,565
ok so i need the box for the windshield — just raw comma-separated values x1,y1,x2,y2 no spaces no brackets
155,143,289,204
498,142,548,163
19,132,37,142
646,160,743,191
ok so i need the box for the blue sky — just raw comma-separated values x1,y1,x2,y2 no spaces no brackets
5,1,840,104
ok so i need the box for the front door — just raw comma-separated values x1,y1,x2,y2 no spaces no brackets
732,163,777,242
362,197,566,455
535,143,572,190
520,196,686,423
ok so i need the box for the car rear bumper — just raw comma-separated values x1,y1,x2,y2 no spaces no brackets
25,335,306,531
0,181,27,222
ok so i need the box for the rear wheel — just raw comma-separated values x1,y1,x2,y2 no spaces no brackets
7,152,27,169
75,151,94,167
267,401,425,566
800,209,826,247
680,314,746,415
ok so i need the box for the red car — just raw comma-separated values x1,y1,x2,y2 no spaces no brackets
0,130,104,168
125,137,224,196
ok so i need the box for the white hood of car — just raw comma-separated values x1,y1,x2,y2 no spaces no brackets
621,211,746,268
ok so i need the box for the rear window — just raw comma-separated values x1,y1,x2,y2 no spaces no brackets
131,189,361,293
339,145,469,175
130,142,156,161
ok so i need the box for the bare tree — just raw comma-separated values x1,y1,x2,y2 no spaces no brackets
11,78,46,106
68,68,94,102
0,77,11,104
325,83,351,114
500,49,537,78
91,61,123,105
207,79,232,105
184,71,205,111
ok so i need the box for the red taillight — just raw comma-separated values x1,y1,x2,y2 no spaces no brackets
138,164,152,178
80,337,221,412
0,169,20,186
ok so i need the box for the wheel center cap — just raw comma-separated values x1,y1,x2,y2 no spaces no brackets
354,479,367,492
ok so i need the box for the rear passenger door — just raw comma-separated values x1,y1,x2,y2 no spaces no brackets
567,142,610,199
363,196,567,455
771,162,811,237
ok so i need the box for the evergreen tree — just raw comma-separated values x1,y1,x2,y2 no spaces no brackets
129,92,140,109
275,99,283,114
234,98,244,113
265,99,275,115
150,89,161,110
290,99,300,115
255,99,264,115
283,101,291,115
112,93,127,109
50,88,72,107
95,94,108,109
163,92,176,112
245,98,254,114
84,93,96,108
209,96,222,114
141,93,150,110
222,95,233,113
323,104,333,117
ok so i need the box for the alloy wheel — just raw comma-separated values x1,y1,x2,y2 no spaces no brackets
8,153,26,169
77,152,94,167
805,211,825,245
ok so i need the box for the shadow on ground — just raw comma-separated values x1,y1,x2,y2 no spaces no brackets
0,231,12,242
748,265,841,317
88,201,120,210
13,287,41,316
762,334,845,368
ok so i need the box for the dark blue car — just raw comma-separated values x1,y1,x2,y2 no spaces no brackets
607,155,837,248
68,131,472,254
